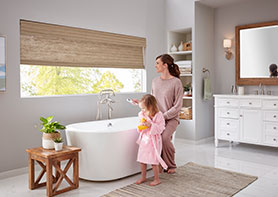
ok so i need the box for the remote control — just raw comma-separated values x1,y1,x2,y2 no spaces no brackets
126,98,138,105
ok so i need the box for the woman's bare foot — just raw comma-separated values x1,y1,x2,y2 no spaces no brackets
167,168,176,174
149,179,161,186
136,178,146,184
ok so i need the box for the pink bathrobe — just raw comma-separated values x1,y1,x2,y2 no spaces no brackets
136,111,168,169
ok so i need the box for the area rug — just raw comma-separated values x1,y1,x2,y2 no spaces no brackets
102,162,257,197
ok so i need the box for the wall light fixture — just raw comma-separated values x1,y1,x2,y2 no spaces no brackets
223,39,232,60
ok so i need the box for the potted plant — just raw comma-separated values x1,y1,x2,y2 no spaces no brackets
184,83,191,96
53,137,63,151
39,116,66,149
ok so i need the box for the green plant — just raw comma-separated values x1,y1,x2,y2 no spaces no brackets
53,137,63,143
184,83,191,92
39,116,66,133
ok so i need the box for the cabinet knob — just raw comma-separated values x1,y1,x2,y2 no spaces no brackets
274,115,277,118
274,127,277,130
274,103,277,106
249,102,252,105
227,133,230,136
273,138,277,141
240,115,243,117
226,123,230,126
227,101,230,104
227,112,230,115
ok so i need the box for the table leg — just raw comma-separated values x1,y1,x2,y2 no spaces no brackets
46,159,53,197
28,153,35,190
73,153,79,188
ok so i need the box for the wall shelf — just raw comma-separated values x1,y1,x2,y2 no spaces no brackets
180,73,192,77
169,51,192,55
183,96,192,100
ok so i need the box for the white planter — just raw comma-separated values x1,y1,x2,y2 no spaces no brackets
42,138,54,149
54,142,63,151
42,132,60,149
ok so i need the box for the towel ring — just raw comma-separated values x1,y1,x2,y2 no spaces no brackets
202,68,210,76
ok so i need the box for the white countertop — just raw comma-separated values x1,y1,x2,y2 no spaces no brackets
213,94,278,99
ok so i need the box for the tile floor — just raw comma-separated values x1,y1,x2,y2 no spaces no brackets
1,139,278,197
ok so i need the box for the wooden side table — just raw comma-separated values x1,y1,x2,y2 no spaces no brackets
26,146,81,197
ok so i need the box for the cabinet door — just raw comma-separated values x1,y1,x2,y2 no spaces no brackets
240,109,262,143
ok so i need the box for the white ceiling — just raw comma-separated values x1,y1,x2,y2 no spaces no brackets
197,0,250,8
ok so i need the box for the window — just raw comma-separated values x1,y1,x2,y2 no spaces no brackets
20,65,144,97
20,20,146,97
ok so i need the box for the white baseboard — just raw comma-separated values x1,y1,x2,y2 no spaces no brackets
175,136,214,145
0,166,29,180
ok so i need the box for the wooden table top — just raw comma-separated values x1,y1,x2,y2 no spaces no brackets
26,146,81,159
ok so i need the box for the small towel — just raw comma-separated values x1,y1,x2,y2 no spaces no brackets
203,77,212,100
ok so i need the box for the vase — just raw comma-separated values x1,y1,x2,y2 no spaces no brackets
178,41,184,51
170,44,177,52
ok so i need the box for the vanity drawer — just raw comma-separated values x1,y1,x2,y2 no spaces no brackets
216,99,239,107
264,122,278,136
263,111,278,122
218,108,239,119
219,129,239,141
262,100,278,110
264,135,278,146
239,99,261,108
219,118,239,130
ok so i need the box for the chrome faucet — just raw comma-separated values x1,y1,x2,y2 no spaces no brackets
96,89,115,120
258,83,264,95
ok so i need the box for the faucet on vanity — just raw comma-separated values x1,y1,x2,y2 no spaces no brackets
96,89,115,120
258,83,265,95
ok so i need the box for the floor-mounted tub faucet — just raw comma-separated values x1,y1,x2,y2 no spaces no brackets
96,89,115,120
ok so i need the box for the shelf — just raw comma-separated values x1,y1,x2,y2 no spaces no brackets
183,96,192,100
180,73,192,77
169,51,192,55
180,118,193,121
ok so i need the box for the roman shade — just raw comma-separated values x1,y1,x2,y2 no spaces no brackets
20,20,146,69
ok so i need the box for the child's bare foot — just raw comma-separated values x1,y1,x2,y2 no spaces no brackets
149,179,161,186
136,178,146,184
167,168,176,174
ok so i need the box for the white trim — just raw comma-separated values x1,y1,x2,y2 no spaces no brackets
175,136,214,145
0,166,29,180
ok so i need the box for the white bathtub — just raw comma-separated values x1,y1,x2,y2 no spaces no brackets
65,117,141,181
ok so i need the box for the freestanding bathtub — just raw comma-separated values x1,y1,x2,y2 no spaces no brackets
65,116,141,181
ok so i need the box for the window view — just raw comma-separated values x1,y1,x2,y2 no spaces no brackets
20,65,144,97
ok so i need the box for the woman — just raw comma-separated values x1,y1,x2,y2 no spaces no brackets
133,54,183,173
269,64,278,77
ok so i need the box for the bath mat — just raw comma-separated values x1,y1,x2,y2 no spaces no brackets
102,162,257,197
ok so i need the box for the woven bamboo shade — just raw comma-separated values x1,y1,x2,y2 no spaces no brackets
20,20,146,69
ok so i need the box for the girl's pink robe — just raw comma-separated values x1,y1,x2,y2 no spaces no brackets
136,111,168,169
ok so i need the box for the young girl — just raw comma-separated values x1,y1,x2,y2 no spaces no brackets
136,94,167,186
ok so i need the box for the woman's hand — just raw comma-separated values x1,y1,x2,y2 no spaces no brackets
132,99,139,106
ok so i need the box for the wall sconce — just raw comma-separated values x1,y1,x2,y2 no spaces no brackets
223,39,232,60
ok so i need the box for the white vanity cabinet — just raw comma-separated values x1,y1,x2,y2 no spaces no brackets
214,95,278,148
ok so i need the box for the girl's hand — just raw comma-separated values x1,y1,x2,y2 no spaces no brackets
142,122,151,127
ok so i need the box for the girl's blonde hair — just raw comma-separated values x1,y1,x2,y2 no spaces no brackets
140,94,159,118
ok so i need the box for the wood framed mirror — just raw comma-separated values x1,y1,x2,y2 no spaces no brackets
236,21,278,85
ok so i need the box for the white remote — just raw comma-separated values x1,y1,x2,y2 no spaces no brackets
126,98,138,105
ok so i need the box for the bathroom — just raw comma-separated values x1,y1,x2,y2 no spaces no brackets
1,0,278,196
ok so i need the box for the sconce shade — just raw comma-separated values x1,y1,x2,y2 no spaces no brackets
223,39,232,48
